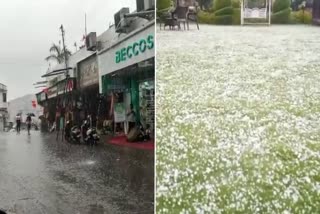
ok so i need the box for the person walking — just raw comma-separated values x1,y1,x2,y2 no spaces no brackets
16,113,21,134
26,114,32,135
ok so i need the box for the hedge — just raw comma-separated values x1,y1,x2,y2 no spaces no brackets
157,0,171,10
272,8,292,24
214,6,234,16
291,10,312,24
214,0,232,11
198,11,215,24
214,15,233,24
273,0,291,13
232,0,241,8
232,8,241,25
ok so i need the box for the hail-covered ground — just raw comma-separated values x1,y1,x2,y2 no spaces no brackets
156,25,320,213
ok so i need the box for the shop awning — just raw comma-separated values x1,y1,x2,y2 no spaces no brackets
41,67,73,78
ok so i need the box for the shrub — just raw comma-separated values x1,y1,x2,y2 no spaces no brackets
214,0,232,11
232,8,241,25
232,0,241,8
273,0,291,13
291,10,312,24
271,0,291,24
157,0,171,10
214,15,233,24
214,6,234,16
272,8,291,24
198,10,215,24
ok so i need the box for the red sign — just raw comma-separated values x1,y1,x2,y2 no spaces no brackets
32,100,37,108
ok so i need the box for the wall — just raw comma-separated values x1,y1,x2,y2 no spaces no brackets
46,48,96,87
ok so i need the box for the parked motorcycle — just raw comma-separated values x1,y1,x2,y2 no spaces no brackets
70,126,81,143
85,127,100,145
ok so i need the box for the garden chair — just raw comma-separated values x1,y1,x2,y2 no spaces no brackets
172,6,189,30
187,6,199,30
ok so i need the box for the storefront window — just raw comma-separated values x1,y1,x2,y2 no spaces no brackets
139,80,154,137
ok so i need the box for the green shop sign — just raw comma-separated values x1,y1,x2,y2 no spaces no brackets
115,34,154,64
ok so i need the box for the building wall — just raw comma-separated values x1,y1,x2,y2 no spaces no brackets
46,48,96,88
97,19,155,93
0,83,8,131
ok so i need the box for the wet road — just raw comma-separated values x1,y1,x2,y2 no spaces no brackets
0,131,154,214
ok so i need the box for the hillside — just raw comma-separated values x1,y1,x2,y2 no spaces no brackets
8,94,42,122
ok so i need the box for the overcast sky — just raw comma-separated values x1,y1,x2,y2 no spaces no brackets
0,0,136,101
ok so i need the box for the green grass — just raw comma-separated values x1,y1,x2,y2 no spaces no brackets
156,25,320,213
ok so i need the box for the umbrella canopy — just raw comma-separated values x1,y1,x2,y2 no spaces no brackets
27,113,36,117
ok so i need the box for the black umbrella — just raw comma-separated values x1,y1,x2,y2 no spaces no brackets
27,113,36,117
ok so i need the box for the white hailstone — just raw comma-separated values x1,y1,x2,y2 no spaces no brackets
157,26,320,212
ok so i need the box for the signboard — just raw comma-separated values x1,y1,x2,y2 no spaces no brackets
47,79,75,99
114,103,126,123
115,34,154,64
98,23,155,77
47,86,57,99
79,55,99,88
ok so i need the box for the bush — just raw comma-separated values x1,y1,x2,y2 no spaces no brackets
157,0,171,10
232,0,241,8
214,0,232,11
271,0,291,24
214,15,233,24
291,10,312,24
273,0,291,13
232,8,241,25
214,6,234,16
198,10,215,24
272,8,292,24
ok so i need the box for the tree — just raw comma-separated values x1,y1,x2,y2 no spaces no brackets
45,43,72,64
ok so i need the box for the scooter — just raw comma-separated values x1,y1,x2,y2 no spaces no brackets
70,126,81,143
85,127,100,145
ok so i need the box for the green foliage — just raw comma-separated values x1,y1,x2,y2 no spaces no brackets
213,14,233,24
232,0,240,8
45,43,72,63
198,10,215,24
271,8,291,24
214,0,232,11
291,10,312,24
271,0,291,24
273,0,291,13
198,0,240,25
214,6,233,16
232,8,241,25
157,0,171,10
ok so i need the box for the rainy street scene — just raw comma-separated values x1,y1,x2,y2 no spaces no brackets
156,0,320,213
0,131,153,214
1,0,155,213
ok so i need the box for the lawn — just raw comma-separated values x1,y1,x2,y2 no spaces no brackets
156,25,320,213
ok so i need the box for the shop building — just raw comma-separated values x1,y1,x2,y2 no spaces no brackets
0,83,8,131
75,52,101,126
36,47,95,129
97,9,155,137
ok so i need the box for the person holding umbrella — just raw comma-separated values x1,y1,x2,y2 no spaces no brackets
26,113,32,135
15,113,22,134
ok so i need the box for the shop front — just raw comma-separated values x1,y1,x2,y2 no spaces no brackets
36,78,76,131
76,53,101,126
98,21,155,138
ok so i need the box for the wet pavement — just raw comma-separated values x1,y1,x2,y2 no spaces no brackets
0,130,154,214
